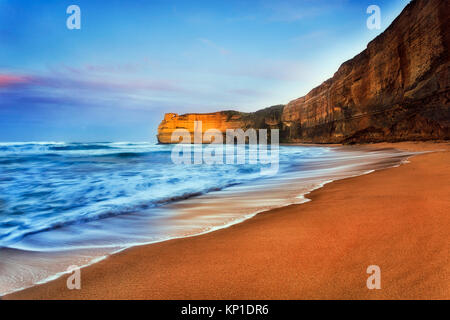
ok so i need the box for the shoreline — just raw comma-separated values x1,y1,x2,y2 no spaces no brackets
4,141,449,300
0,144,410,297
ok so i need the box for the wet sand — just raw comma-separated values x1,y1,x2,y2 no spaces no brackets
4,142,450,300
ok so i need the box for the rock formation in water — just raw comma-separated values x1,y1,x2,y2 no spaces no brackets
157,106,284,144
157,0,449,144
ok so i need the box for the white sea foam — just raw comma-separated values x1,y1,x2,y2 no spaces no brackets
0,143,416,296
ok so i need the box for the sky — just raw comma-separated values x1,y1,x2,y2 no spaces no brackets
0,0,410,142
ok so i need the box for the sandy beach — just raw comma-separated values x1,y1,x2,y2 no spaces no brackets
4,141,449,300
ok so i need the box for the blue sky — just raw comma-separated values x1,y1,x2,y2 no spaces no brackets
0,0,410,142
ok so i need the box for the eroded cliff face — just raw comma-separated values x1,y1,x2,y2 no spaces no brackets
282,0,449,143
157,0,449,144
157,106,284,143
157,112,244,144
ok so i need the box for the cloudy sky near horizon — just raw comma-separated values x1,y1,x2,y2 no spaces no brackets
0,0,410,142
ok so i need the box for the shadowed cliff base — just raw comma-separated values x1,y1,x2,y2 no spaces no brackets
157,0,449,144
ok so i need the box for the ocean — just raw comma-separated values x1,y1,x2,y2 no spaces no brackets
0,142,413,296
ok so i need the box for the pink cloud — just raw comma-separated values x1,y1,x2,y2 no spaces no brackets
0,74,30,87
31,74,185,93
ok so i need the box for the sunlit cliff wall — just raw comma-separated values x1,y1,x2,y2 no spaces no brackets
158,0,449,144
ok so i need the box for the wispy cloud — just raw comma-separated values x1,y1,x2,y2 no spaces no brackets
29,74,185,93
261,0,345,22
227,88,263,97
205,58,314,82
225,14,257,23
290,30,330,42
0,74,30,87
198,38,231,55
0,66,191,118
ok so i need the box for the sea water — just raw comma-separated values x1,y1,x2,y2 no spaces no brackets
0,142,413,295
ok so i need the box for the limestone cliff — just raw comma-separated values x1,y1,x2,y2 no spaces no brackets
157,106,284,144
281,0,449,143
157,0,449,144
157,112,244,144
